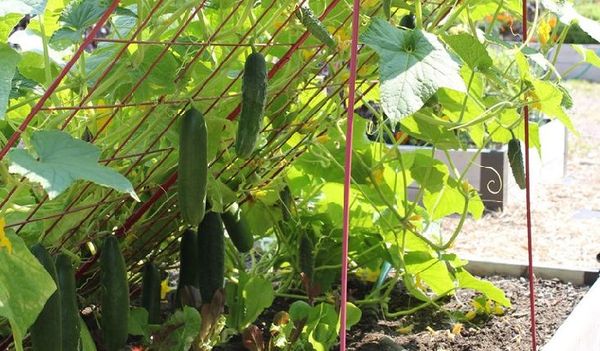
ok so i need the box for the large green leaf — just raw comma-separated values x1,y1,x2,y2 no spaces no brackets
0,45,21,120
404,251,455,296
361,18,465,122
7,130,139,200
0,0,48,16
0,232,57,351
444,34,493,71
241,276,274,329
455,268,511,307
530,80,575,132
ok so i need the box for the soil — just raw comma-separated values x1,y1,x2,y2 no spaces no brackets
345,276,589,351
216,275,589,351
443,80,600,269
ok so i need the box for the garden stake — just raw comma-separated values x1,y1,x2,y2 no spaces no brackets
340,0,362,349
522,0,538,350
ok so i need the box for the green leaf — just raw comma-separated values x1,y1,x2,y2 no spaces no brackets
530,79,575,133
342,302,361,330
0,0,48,16
7,130,139,200
0,232,57,351
572,44,600,68
0,44,21,120
361,18,465,122
404,251,455,296
444,34,493,71
160,306,202,351
241,276,274,328
59,0,108,30
0,14,23,40
10,70,39,99
127,307,150,338
79,316,97,351
455,268,511,307
289,300,311,322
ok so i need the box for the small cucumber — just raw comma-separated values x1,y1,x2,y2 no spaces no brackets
297,6,337,50
141,262,162,324
30,244,62,351
56,253,80,351
236,52,267,159
176,229,200,307
508,138,526,190
197,212,225,303
178,107,208,226
222,202,254,253
100,236,129,351
298,231,314,281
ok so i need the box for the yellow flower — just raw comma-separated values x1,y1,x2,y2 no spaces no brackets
160,279,172,300
451,323,464,335
0,217,13,254
397,324,414,334
371,166,385,185
537,20,552,45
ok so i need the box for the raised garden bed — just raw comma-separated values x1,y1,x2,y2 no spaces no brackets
403,119,568,211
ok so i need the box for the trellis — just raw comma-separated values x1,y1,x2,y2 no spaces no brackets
0,0,540,350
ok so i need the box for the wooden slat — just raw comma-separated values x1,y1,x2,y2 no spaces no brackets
543,278,600,350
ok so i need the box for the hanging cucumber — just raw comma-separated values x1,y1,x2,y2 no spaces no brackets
221,202,254,253
29,244,62,351
178,107,208,226
383,0,392,19
400,13,416,29
197,212,225,303
297,5,337,50
236,51,267,159
508,138,526,189
298,230,314,281
100,236,129,351
141,262,162,324
56,253,80,351
279,185,295,222
176,229,200,307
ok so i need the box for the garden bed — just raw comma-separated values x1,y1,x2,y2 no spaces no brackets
344,276,589,351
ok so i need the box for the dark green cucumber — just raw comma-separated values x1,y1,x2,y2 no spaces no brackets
508,138,526,189
176,229,200,307
222,203,254,253
236,52,267,159
56,254,80,351
30,244,62,351
197,212,225,303
298,231,314,281
297,6,337,50
383,0,392,19
178,107,208,226
141,262,162,324
400,13,416,29
100,236,129,351
279,185,295,222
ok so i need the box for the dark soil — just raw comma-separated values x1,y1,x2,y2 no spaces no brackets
345,276,589,351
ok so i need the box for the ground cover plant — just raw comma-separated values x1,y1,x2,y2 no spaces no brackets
0,0,599,350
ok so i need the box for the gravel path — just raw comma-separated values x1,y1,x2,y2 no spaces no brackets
443,80,600,269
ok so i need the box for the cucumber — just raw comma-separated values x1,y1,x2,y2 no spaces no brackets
176,229,200,307
56,254,80,351
279,185,295,222
197,212,225,303
236,52,267,159
222,202,254,253
297,6,337,50
141,262,161,324
30,244,62,351
400,13,416,29
508,138,526,189
178,107,208,226
298,230,314,281
100,236,129,351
